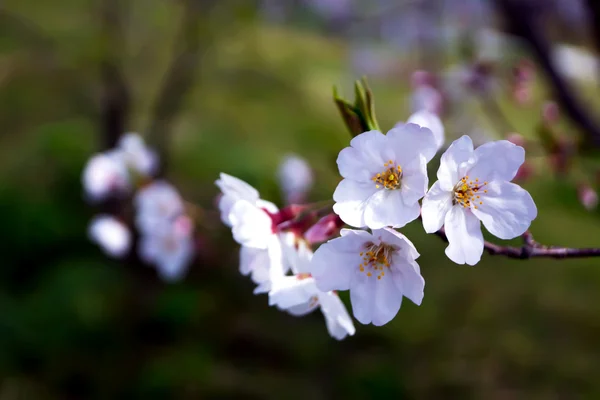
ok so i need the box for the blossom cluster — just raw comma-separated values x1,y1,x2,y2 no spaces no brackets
83,133,195,281
218,111,538,337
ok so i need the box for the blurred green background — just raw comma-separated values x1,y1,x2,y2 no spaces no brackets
2,0,600,398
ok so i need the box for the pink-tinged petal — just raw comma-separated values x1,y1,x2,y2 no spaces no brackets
363,190,421,229
269,276,319,308
407,110,445,150
319,292,356,340
375,228,420,260
311,238,360,292
391,258,424,305
437,136,475,191
333,179,377,228
467,140,525,182
399,154,428,205
387,123,437,164
230,201,273,249
472,181,537,239
444,206,484,266
422,181,454,233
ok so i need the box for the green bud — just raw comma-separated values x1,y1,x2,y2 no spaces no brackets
333,77,380,137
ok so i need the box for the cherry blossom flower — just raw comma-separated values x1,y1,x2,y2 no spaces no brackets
310,228,424,326
421,135,538,265
269,233,355,340
82,151,129,201
134,181,184,234
88,215,131,258
118,133,159,177
216,173,285,294
277,154,313,204
215,173,278,227
139,215,194,281
333,125,437,229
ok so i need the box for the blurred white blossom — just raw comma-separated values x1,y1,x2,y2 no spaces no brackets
88,215,131,258
82,151,129,201
277,154,313,204
135,181,184,234
118,133,159,177
139,215,195,282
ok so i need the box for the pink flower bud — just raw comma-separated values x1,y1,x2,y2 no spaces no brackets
304,214,344,244
578,184,598,211
542,102,560,124
506,133,526,148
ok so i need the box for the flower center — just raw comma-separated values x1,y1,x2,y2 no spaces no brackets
358,241,398,280
453,176,488,209
372,160,402,190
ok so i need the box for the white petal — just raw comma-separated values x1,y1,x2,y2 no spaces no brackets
255,199,279,214
239,246,267,276
399,154,428,205
348,130,395,170
437,135,475,191
387,122,437,164
472,181,537,239
268,276,319,308
350,271,402,326
230,201,273,249
311,235,363,292
89,215,131,258
319,292,356,340
467,141,525,182
215,173,260,225
421,181,453,233
407,110,445,150
375,228,420,260
444,206,484,266
337,146,379,181
252,235,286,295
287,302,319,316
333,179,377,228
391,258,424,305
363,190,421,229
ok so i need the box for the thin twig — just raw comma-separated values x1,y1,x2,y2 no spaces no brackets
99,0,130,149
433,228,600,260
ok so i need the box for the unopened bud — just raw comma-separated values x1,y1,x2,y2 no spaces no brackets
506,133,526,147
278,154,313,204
578,184,598,211
304,214,344,244
542,101,560,124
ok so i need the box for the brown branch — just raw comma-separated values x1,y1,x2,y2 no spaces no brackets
99,0,130,150
494,0,600,147
433,228,600,260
